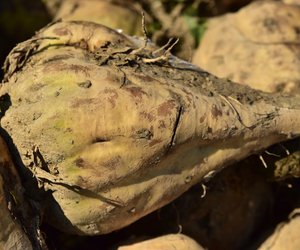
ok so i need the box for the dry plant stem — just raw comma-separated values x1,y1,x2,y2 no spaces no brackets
1,21,300,235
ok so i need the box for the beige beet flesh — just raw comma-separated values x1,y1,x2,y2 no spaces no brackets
52,0,143,36
1,20,300,235
118,234,204,250
259,210,300,250
193,1,300,94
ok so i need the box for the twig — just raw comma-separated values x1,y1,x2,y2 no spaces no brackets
279,143,290,155
259,154,268,168
265,150,281,157
142,38,179,64
152,37,174,56
201,183,207,198
219,94,255,129
172,203,182,234
131,11,149,55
